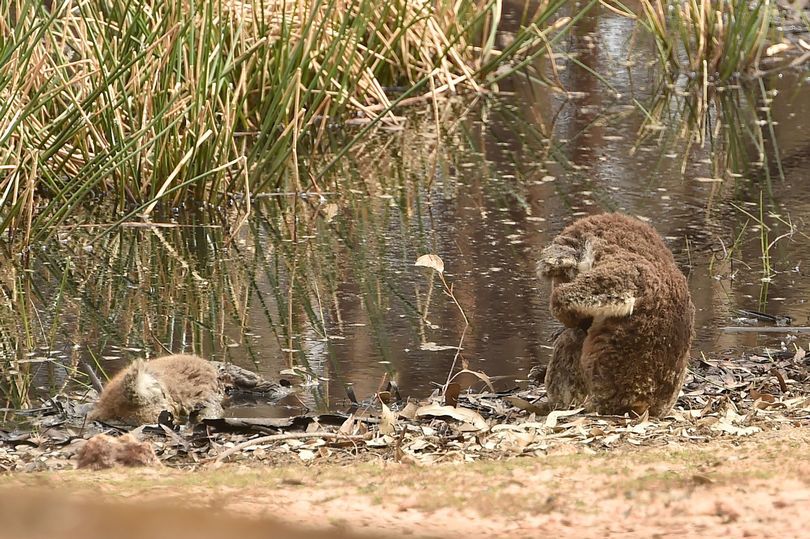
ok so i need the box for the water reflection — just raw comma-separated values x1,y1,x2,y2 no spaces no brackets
2,6,810,416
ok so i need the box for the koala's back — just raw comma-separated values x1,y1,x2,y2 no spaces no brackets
557,213,677,267
145,354,222,412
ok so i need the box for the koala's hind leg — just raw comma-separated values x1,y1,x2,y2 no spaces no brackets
545,327,589,409
649,351,690,417
580,328,657,417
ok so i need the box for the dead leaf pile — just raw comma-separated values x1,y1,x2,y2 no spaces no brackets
0,347,807,472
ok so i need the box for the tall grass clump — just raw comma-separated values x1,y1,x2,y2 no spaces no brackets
0,0,574,247
603,1,785,179
645,0,776,81
0,268,35,409
607,0,778,83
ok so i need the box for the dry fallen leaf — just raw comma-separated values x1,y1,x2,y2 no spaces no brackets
444,383,461,407
601,433,620,446
398,401,419,420
406,438,433,452
765,42,790,56
494,430,536,453
545,408,584,429
711,408,761,436
415,404,489,431
770,368,788,393
338,414,357,435
749,390,775,403
380,401,398,435
504,396,548,415
366,436,392,448
414,254,444,274
448,369,496,392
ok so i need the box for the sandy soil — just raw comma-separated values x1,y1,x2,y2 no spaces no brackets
1,426,808,539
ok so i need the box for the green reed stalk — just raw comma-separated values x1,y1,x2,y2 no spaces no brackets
0,0,571,248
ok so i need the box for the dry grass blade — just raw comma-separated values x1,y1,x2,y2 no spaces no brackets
0,0,572,247
630,0,782,83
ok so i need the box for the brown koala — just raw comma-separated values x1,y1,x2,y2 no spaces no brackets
538,213,694,417
76,433,160,470
88,354,224,426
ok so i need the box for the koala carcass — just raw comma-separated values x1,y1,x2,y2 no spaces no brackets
88,354,224,426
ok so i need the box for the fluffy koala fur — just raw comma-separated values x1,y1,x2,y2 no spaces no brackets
88,354,224,426
76,433,160,470
538,213,694,417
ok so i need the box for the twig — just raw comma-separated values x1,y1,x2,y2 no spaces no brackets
80,362,104,393
770,368,788,393
212,432,371,463
439,273,469,392
721,326,810,333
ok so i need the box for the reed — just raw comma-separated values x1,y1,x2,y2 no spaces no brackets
0,0,573,247
630,74,785,186
637,0,777,82
0,107,477,409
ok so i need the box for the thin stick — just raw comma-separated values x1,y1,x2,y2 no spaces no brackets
720,327,810,333
439,273,469,392
213,432,371,463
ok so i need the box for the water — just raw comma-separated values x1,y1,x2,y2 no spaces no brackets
3,7,810,417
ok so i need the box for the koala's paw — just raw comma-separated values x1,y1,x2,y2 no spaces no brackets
538,243,580,280
539,239,597,282
565,291,636,320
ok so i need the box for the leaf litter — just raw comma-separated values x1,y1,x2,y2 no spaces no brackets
0,346,807,472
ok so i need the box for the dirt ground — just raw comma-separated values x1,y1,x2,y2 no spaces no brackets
0,425,808,539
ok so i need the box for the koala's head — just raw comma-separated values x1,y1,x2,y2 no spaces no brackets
119,362,173,424
123,362,167,404
538,238,595,284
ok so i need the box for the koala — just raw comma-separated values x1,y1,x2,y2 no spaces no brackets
538,213,694,417
88,354,225,426
76,433,160,470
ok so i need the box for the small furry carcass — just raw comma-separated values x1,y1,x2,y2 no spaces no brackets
76,433,160,470
88,354,224,426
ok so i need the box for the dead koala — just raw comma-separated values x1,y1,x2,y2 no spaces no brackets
88,354,225,426
538,213,694,417
76,433,160,470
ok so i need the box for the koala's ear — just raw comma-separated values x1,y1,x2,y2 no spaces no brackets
122,360,163,403
122,361,145,401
